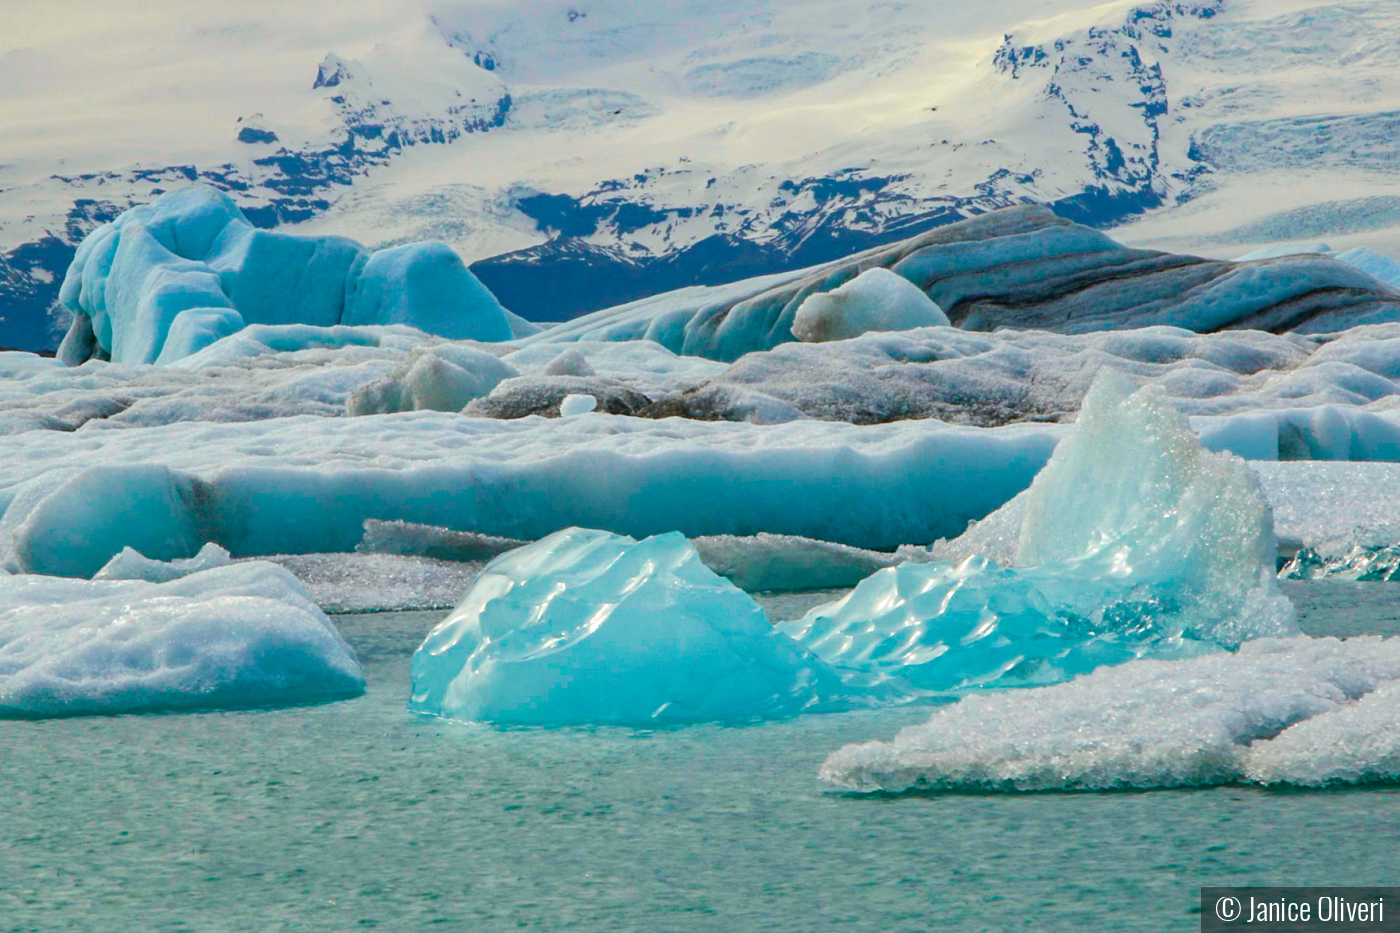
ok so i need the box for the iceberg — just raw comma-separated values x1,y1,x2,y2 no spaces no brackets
409,528,840,725
56,186,519,366
93,542,232,583
0,415,1060,576
777,375,1296,695
791,268,948,343
510,205,1400,363
819,635,1400,791
0,562,364,717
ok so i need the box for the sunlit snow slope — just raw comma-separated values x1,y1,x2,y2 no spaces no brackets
3,0,1399,349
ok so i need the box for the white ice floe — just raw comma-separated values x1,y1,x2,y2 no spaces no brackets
409,528,839,725
820,635,1400,791
0,563,364,717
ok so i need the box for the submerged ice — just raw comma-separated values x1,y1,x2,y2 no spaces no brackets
0,563,364,717
778,376,1296,696
409,528,839,725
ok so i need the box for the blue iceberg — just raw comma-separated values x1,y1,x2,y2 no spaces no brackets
409,528,840,725
57,186,518,366
777,375,1298,695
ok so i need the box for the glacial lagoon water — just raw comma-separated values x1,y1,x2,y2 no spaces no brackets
3,582,1399,932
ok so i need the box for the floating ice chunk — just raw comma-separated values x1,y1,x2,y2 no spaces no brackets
357,520,528,562
1280,524,1400,581
690,533,898,592
777,556,1163,694
94,542,232,583
259,552,483,613
409,528,840,725
1015,373,1295,644
559,393,598,417
1243,678,1400,786
819,635,1400,792
791,268,948,343
779,375,1295,696
542,348,595,377
0,562,364,717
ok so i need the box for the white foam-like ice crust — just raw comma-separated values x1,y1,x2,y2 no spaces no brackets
56,187,519,366
0,562,364,717
258,552,485,614
779,378,1294,694
410,528,839,725
820,636,1400,792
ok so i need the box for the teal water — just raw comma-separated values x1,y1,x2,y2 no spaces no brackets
3,582,1399,932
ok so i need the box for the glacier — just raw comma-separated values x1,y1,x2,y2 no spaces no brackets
55,187,527,366
777,376,1295,695
0,562,364,717
409,528,840,725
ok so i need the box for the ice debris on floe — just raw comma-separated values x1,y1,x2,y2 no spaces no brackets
819,635,1400,791
791,268,947,343
558,393,598,417
94,542,231,583
56,186,518,366
409,528,840,725
346,343,517,415
778,375,1296,694
0,563,363,717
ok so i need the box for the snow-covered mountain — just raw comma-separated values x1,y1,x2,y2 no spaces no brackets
3,0,1400,350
